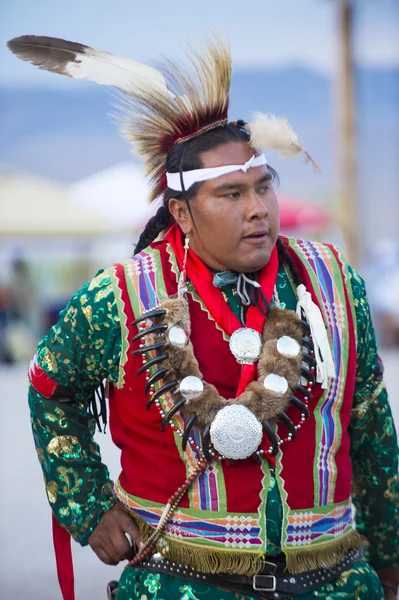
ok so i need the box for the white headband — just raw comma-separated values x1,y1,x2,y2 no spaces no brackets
166,153,268,192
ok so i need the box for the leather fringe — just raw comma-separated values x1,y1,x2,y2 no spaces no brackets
284,529,363,574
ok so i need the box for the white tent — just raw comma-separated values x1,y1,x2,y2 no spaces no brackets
67,162,155,231
0,170,121,237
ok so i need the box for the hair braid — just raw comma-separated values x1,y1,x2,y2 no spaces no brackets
134,205,171,254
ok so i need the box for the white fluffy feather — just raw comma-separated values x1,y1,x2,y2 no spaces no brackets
247,112,302,156
247,112,320,170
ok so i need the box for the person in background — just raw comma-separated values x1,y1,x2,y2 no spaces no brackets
3,259,41,362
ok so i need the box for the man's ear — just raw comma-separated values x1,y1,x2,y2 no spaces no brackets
168,198,193,235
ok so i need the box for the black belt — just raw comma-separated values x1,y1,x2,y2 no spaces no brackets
136,547,362,599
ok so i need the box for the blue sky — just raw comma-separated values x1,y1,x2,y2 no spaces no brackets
1,0,398,87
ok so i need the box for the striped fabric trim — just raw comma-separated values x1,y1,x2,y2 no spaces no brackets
288,239,349,507
114,480,262,549
286,500,354,546
123,245,221,512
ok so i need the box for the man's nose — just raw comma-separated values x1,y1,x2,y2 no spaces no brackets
246,189,268,219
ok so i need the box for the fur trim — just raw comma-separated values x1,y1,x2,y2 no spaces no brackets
161,296,192,334
144,296,307,432
241,308,303,422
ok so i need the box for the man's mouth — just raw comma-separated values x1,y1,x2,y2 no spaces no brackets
242,231,269,242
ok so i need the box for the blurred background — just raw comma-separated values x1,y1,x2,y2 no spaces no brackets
0,0,398,598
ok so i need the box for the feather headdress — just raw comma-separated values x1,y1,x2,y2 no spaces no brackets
7,35,231,201
7,35,317,202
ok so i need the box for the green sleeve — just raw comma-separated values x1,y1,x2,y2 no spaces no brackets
29,269,122,545
348,265,399,569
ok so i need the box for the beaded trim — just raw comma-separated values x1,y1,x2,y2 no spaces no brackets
175,118,228,145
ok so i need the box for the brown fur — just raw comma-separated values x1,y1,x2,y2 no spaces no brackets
262,306,303,343
258,340,301,386
163,341,202,378
149,297,306,433
242,382,291,422
162,296,191,334
181,384,228,427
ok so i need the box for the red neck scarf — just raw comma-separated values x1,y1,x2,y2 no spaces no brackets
164,224,279,396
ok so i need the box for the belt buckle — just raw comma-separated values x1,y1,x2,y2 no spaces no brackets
260,560,277,574
253,574,277,592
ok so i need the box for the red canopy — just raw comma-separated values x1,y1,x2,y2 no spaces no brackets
279,194,330,231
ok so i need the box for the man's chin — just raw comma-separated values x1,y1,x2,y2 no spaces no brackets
244,247,274,272
235,254,272,274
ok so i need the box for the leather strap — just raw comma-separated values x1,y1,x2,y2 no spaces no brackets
137,548,363,599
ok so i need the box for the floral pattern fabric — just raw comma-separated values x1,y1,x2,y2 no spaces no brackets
115,560,384,599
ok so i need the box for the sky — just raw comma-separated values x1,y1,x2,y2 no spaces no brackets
1,0,398,87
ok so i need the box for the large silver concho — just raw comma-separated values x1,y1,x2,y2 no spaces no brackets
210,405,263,459
229,328,262,364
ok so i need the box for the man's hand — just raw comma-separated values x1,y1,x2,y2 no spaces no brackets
88,501,141,565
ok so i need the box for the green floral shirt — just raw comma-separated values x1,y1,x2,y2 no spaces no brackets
28,262,399,590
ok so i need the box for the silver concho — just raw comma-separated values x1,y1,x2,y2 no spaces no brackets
179,376,204,401
276,336,301,358
168,326,189,348
263,373,288,395
210,405,263,460
229,328,262,364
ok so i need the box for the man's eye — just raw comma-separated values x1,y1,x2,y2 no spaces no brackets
258,186,270,195
225,191,241,199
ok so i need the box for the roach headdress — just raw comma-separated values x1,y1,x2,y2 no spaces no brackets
7,34,318,202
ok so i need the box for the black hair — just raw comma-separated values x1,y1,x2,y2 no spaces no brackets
134,121,279,254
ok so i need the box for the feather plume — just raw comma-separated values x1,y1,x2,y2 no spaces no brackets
8,34,231,202
7,35,170,96
247,112,320,171
119,36,231,201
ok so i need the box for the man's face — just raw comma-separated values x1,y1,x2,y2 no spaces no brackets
170,141,280,273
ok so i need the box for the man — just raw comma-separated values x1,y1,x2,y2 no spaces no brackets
8,35,399,600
